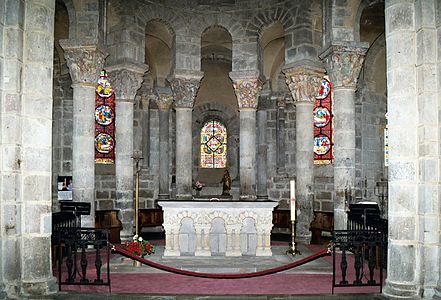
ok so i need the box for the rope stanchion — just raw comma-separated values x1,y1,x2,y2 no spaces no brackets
112,244,331,279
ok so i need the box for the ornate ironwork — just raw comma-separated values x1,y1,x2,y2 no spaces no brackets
56,227,111,292
332,230,384,294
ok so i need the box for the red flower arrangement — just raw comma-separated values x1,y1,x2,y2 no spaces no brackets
126,235,155,257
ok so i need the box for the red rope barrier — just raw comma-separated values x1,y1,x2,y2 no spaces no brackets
112,244,330,279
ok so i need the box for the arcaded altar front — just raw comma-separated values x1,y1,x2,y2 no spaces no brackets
158,201,278,257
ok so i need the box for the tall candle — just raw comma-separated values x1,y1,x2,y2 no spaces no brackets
290,180,296,221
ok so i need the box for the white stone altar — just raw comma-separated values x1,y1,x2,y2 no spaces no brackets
158,201,278,257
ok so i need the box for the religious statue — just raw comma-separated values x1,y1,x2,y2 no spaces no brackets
221,169,231,196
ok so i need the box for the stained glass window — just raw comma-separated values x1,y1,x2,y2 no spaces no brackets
314,76,334,164
200,120,227,168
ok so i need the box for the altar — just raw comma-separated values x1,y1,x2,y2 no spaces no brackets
158,201,278,257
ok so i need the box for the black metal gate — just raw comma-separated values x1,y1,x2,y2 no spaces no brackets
56,227,111,292
332,230,384,294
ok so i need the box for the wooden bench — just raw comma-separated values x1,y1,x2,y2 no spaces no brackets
272,208,291,229
138,208,164,232
95,210,122,244
309,211,334,244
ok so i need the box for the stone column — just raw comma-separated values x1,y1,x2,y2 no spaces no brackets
320,45,367,230
284,65,324,242
257,91,269,200
230,71,262,200
60,40,108,227
107,63,148,241
156,89,173,200
168,73,203,200
276,95,286,174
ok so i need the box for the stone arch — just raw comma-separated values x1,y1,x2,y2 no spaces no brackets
178,217,196,255
195,16,245,43
361,33,386,93
245,6,295,39
200,25,233,66
354,0,384,43
57,0,76,39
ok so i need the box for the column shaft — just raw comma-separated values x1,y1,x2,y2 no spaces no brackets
257,109,268,199
332,88,356,230
239,109,257,200
176,108,193,199
72,84,96,227
158,109,170,199
115,100,134,240
296,101,315,241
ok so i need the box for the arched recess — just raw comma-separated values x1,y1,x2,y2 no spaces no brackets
192,26,238,188
355,2,387,208
145,20,173,87
52,0,73,206
259,22,285,91
192,102,239,187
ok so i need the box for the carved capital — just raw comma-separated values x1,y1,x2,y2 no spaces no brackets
107,63,148,101
283,66,325,103
320,44,368,89
59,39,108,85
230,71,263,109
168,75,202,108
155,87,174,110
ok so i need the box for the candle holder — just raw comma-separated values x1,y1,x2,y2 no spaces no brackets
132,150,144,238
286,220,301,256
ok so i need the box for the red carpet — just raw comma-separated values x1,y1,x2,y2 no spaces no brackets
58,243,385,295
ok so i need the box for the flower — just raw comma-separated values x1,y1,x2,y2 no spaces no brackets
126,235,155,257
192,180,205,191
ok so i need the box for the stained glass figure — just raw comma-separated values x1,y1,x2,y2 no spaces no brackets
314,76,334,164
200,120,227,168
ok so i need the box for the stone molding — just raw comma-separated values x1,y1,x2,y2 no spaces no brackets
155,87,174,110
320,44,368,89
107,63,148,101
229,71,263,109
283,66,324,103
59,39,108,85
168,72,203,108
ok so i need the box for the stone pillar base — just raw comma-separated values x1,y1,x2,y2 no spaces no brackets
158,194,169,200
256,195,269,201
176,194,192,200
20,276,58,298
296,234,311,245
240,195,257,201
383,279,420,298
434,287,441,299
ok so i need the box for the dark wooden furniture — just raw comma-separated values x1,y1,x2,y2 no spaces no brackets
95,210,122,244
138,208,163,231
309,210,334,244
272,208,291,229
59,201,91,226
52,211,77,267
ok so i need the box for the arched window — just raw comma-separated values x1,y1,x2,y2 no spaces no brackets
313,76,334,164
200,120,227,168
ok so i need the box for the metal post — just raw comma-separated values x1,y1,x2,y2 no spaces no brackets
132,151,143,237
286,220,301,256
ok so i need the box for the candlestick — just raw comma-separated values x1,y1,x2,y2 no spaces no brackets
286,180,301,256
290,180,296,221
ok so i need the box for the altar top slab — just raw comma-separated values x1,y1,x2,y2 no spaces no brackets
158,200,279,209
